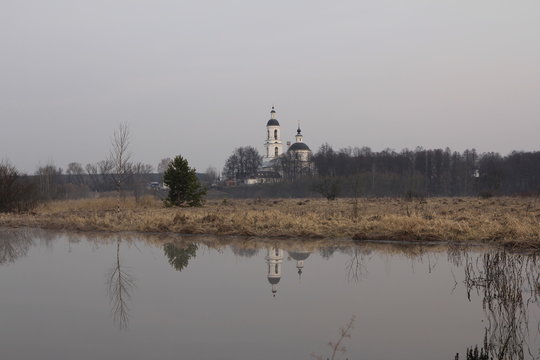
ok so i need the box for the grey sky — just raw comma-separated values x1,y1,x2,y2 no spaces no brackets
1,0,539,174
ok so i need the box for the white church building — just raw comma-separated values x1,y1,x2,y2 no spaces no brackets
246,107,314,184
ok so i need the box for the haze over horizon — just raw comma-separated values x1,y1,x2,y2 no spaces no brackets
1,0,539,174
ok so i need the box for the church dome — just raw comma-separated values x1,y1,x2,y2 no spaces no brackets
288,142,311,151
267,106,280,126
267,119,280,126
288,251,311,261
267,277,281,285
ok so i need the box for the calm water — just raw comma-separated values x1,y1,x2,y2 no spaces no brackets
1,228,539,360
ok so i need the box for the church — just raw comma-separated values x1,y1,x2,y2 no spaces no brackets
246,107,314,184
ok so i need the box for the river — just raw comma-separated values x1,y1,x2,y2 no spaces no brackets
1,228,539,359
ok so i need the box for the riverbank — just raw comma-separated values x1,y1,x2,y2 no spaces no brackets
1,196,540,248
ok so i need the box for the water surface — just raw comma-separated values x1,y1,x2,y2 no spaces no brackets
1,228,539,359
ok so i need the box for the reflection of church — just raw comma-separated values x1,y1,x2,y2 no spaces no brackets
265,247,283,296
289,250,311,278
265,246,311,296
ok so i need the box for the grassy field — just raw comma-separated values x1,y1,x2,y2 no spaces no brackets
1,196,540,248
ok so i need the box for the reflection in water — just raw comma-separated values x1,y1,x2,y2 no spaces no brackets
106,239,135,330
319,246,338,260
288,250,311,279
266,246,283,296
454,332,491,360
3,228,540,358
345,247,369,283
454,251,540,360
231,245,259,258
163,242,198,272
264,246,313,295
0,228,33,265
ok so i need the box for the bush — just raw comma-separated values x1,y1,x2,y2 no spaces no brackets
0,161,40,213
163,155,207,207
403,190,426,202
313,177,341,200
479,191,494,199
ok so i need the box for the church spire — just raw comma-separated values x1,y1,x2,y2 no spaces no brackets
295,122,303,143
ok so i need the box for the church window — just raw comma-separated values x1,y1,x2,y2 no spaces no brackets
275,249,279,256
275,264,279,274
274,147,278,157
274,129,278,140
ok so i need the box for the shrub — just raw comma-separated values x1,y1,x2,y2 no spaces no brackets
0,161,39,213
313,177,341,200
479,191,494,199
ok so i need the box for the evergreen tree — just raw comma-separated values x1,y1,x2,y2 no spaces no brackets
163,243,198,271
163,155,206,207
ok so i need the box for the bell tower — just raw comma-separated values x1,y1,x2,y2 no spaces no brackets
263,107,283,165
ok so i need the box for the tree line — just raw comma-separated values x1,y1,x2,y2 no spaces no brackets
1,124,177,212
313,145,540,197
0,157,158,212
221,144,540,198
1,121,212,213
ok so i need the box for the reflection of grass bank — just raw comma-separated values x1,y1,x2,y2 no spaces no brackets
1,196,540,248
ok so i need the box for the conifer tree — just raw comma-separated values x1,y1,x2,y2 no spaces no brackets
163,155,206,207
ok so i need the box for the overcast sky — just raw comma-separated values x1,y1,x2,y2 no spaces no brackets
1,0,539,174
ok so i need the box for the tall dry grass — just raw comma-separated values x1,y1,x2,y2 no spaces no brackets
1,196,540,248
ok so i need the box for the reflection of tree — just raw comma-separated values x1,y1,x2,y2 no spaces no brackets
230,245,259,258
346,248,367,283
164,243,198,272
455,332,492,359
454,251,540,360
0,229,33,265
319,246,338,260
106,239,134,330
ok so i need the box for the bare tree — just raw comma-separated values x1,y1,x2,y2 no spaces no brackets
0,161,20,211
157,157,172,175
84,161,113,192
205,166,218,185
85,163,99,191
130,162,153,202
223,153,240,180
222,146,262,181
35,163,63,200
131,162,153,175
109,123,132,206
66,162,84,185
311,316,356,360
98,159,114,191
0,161,39,212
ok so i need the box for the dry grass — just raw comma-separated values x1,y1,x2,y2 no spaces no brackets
1,196,540,248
